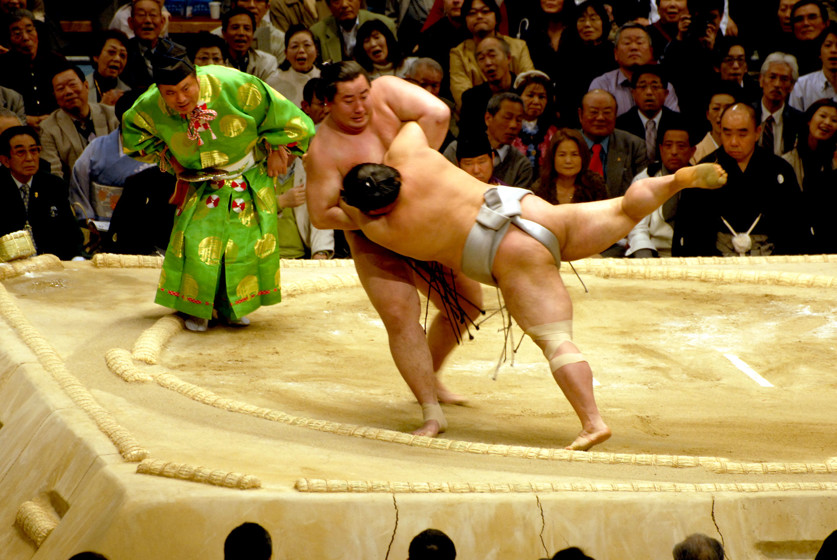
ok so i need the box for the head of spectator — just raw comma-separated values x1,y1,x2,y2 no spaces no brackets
234,0,269,26
92,30,129,81
456,130,495,182
321,61,371,133
52,65,91,120
538,127,607,203
816,530,837,560
802,98,837,152
301,77,328,123
777,0,798,34
327,0,361,30
535,0,572,26
484,91,524,148
791,0,827,42
114,89,143,128
629,64,668,118
758,52,798,113
613,23,654,80
552,547,595,560
223,7,257,62
224,522,272,560
0,0,25,16
819,22,837,73
705,81,739,141
355,19,402,73
404,58,444,97
574,0,609,45
68,553,108,560
716,37,749,86
7,9,38,60
720,102,760,169
682,0,722,49
514,70,552,122
282,25,319,72
129,0,165,47
0,107,23,133
153,54,200,114
460,0,501,42
407,528,456,560
443,0,465,23
190,31,227,66
657,114,695,170
673,533,724,560
579,89,617,142
658,0,688,26
0,125,41,184
475,35,512,92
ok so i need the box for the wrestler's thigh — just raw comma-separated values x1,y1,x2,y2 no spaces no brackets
412,265,484,316
492,227,574,331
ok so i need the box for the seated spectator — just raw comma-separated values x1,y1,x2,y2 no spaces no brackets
233,0,286,62
789,0,830,75
789,22,837,112
190,31,228,66
403,57,458,147
552,547,595,560
87,30,130,107
0,85,26,124
40,64,119,180
512,70,558,176
455,130,499,183
272,24,321,106
589,22,681,118
69,91,155,226
534,127,608,204
223,522,272,560
672,533,724,560
0,0,54,52
647,0,689,57
784,99,837,252
273,154,334,258
518,0,572,77
310,0,397,62
300,76,329,124
270,0,330,32
105,165,175,255
674,103,809,256
0,9,64,128
121,0,187,93
415,0,470,100
755,52,803,156
448,0,534,110
615,64,679,161
108,0,170,39
715,36,760,105
816,529,837,560
458,35,514,134
626,114,695,257
0,125,82,260
691,81,740,163
407,528,456,560
578,89,648,198
354,19,409,79
223,7,281,83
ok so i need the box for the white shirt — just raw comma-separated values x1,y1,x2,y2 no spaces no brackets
789,70,837,112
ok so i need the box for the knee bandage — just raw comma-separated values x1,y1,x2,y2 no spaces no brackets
526,320,586,371
421,403,448,433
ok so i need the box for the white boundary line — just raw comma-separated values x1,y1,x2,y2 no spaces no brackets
723,353,774,387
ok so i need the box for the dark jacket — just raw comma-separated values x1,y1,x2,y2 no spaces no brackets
615,106,680,145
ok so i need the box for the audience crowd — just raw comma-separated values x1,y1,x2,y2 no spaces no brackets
2,0,837,262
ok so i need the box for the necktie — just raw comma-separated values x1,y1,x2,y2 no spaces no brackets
590,143,604,176
645,119,657,161
762,115,775,155
20,182,30,211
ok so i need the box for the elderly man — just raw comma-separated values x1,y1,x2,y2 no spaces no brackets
579,89,648,199
754,52,804,156
338,120,726,450
121,0,187,92
458,36,514,133
310,0,397,62
588,23,680,117
235,0,286,61
40,65,119,180
222,7,281,84
87,30,130,106
615,64,679,162
789,22,837,112
403,57,457,146
674,103,810,256
789,0,830,74
415,0,469,99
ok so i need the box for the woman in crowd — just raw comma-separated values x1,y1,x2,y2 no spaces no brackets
271,25,321,107
518,0,573,76
534,128,608,205
512,70,559,177
354,19,408,79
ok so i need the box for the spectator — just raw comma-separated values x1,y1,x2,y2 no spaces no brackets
534,127,608,204
354,18,408,78
223,7,281,83
272,25,321,106
0,0,53,52
615,64,679,161
672,533,724,560
415,0,470,100
518,0,573,77
0,85,26,124
458,35,514,134
626,114,695,257
754,52,803,156
233,0,286,62
0,9,64,128
87,30,130,107
789,22,837,112
512,70,559,176
589,22,681,118
578,89,649,198
300,77,328,123
403,57,458,146
224,522,272,560
190,31,228,66
789,0,829,75
121,0,187,92
270,0,329,32
455,130,498,183
310,0,397,62
816,529,837,560
674,103,809,256
108,0,170,39
386,0,434,54
448,0,534,110
552,547,595,560
0,125,82,260
715,36,760,104
0,106,24,133
691,81,740,163
273,154,335,258
647,0,689,57
407,528,456,560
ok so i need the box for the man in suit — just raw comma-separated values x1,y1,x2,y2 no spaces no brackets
39,65,120,180
615,65,679,162
754,52,804,156
579,89,649,199
121,0,187,92
0,125,81,260
310,0,397,62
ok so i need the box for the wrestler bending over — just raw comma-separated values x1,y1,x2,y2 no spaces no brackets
338,122,728,451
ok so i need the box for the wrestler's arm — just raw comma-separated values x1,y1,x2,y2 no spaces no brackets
304,148,359,231
374,76,450,150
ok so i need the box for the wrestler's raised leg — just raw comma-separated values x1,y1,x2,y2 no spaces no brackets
347,232,446,436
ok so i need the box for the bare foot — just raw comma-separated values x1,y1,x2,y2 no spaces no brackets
675,163,727,190
565,426,612,451
436,380,468,405
411,419,443,437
